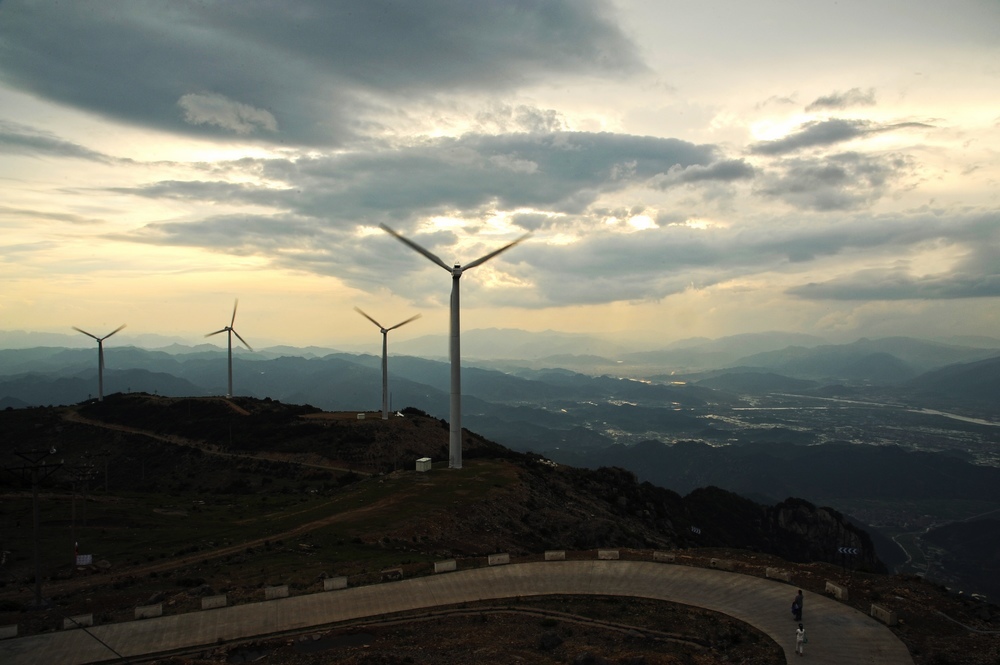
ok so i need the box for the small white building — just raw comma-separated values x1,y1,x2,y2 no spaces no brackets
416,457,432,472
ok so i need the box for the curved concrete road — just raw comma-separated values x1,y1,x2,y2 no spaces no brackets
0,561,913,665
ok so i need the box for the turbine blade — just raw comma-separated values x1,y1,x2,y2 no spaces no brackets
354,306,384,329
102,324,127,340
72,326,100,340
232,329,253,352
387,313,422,331
205,329,228,337
462,233,531,271
380,224,451,271
230,298,239,327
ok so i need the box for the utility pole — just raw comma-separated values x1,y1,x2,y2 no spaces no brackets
4,449,62,608
66,464,96,567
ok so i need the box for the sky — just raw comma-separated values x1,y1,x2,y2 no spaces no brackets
1,0,998,351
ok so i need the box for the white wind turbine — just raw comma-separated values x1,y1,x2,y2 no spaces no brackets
354,307,421,420
205,299,252,398
72,324,126,402
381,223,529,469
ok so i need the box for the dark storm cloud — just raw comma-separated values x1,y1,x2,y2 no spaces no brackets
119,214,329,254
115,168,999,308
475,104,569,134
651,159,755,188
114,131,720,221
805,88,877,111
749,118,931,156
114,212,466,298
787,213,1000,300
0,0,642,145
109,180,294,209
111,128,723,303
756,152,914,211
515,211,1000,306
0,121,121,163
789,270,1000,300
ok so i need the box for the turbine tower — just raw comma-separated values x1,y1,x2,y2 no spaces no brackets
205,299,252,398
381,224,528,469
355,307,421,420
72,324,126,402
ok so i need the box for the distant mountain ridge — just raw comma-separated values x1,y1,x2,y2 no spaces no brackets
734,337,999,382
2,333,998,441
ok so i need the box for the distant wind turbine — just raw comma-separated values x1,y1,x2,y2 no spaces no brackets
381,223,529,469
205,299,252,398
72,324,126,402
355,307,421,420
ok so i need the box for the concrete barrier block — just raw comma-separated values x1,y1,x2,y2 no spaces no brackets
323,576,348,591
766,567,792,582
825,581,849,601
201,594,228,610
598,549,620,560
710,558,735,571
434,559,457,573
488,553,510,566
544,550,566,561
134,604,162,619
0,625,17,640
265,585,289,600
870,604,898,626
653,551,676,563
62,614,93,630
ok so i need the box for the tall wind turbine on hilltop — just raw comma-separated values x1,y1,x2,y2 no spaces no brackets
355,307,421,420
72,324,126,402
205,299,252,398
381,223,529,469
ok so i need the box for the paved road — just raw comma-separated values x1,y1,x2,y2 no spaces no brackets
0,560,913,664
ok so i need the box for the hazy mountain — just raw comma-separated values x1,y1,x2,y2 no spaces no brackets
473,331,831,375
0,329,192,349
906,355,1000,411
393,327,630,360
0,369,203,406
554,439,1000,505
734,337,1000,383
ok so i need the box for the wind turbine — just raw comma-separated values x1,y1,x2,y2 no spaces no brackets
205,299,252,398
355,307,421,420
72,324,126,402
381,223,529,469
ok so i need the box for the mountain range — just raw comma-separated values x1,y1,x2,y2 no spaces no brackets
1,329,999,600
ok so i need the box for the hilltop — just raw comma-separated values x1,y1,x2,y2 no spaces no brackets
0,394,997,663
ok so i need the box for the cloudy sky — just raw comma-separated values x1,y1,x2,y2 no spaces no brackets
1,0,998,351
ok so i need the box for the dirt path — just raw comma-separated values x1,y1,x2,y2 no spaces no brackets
15,409,390,598
23,486,410,599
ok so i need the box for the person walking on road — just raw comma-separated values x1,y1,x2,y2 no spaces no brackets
795,623,807,656
792,589,804,621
